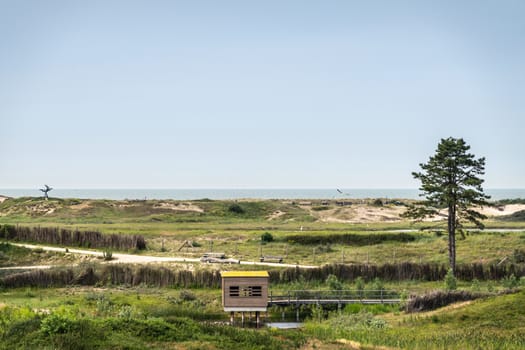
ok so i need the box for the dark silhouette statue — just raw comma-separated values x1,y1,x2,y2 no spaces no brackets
40,184,53,200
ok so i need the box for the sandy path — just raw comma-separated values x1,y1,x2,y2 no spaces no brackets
9,243,316,269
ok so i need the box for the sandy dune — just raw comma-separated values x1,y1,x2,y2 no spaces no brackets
303,203,525,223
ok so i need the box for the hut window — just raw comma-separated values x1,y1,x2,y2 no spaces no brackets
229,286,240,297
229,286,262,297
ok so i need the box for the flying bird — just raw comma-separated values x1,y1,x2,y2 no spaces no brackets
336,189,343,194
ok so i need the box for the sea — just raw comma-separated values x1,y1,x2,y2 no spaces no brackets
1,189,524,201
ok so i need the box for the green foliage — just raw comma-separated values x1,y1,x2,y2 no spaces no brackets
325,274,343,290
40,312,76,335
355,276,365,292
371,277,384,291
471,278,481,292
228,203,245,214
307,311,388,336
344,303,396,315
372,198,384,207
288,232,416,245
261,231,274,243
179,289,196,302
502,274,520,289
404,137,490,273
512,249,525,263
499,210,525,222
445,269,457,291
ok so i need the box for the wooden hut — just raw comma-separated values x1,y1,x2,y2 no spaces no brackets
221,271,269,326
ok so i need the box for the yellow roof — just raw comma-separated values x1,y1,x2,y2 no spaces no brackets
221,271,269,278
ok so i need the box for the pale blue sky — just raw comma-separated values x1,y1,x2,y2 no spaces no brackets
1,1,524,189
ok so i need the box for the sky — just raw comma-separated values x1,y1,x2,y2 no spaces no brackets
1,0,524,189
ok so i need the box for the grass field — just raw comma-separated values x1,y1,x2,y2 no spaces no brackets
1,196,524,349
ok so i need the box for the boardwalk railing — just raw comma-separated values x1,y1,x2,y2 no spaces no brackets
268,289,401,306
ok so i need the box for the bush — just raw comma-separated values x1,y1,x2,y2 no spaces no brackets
41,312,76,335
355,277,365,293
372,199,383,207
261,232,274,243
444,269,457,291
512,249,525,263
326,274,343,291
501,274,519,289
179,289,196,302
228,203,245,214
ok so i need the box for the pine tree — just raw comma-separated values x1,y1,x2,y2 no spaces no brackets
403,137,490,274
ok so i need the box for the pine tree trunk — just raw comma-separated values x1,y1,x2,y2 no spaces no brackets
448,204,456,275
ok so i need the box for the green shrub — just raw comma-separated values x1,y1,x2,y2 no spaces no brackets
261,232,274,243
179,289,196,302
502,274,519,289
445,269,457,291
228,203,245,214
326,274,343,291
355,277,365,294
40,313,76,335
471,278,481,292
372,199,383,207
512,249,525,263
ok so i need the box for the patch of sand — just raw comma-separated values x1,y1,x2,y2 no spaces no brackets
69,201,92,210
477,204,525,217
154,202,204,213
309,205,406,223
267,210,286,220
0,195,9,203
310,203,525,224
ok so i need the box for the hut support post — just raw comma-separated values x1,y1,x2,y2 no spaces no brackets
230,312,234,326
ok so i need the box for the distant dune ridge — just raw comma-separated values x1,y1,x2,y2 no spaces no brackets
1,195,524,224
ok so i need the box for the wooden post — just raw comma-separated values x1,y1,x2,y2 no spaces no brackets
230,312,234,325
256,311,260,328
241,312,245,327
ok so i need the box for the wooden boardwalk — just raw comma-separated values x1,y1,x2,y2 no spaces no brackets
268,289,401,307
